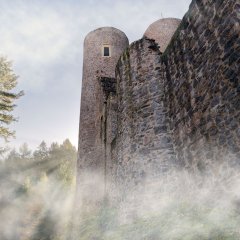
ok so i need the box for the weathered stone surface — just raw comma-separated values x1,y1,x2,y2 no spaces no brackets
77,27,129,207
163,0,240,170
106,0,240,196
107,38,177,196
77,0,240,208
144,18,181,52
100,77,116,99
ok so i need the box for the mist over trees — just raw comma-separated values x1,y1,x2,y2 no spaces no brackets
0,139,77,240
0,56,79,240
1,139,77,187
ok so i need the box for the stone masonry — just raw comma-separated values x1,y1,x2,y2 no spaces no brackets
77,0,240,206
144,18,181,52
76,27,128,207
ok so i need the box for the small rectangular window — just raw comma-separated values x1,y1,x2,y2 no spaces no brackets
103,46,110,57
104,47,110,56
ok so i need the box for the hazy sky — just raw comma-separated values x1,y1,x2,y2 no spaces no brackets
0,0,192,149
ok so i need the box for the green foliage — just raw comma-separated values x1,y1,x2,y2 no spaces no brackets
0,138,77,240
26,139,77,185
2,139,77,186
33,141,49,160
31,210,57,240
1,139,239,239
19,142,32,159
0,57,24,140
56,139,76,186
18,176,32,194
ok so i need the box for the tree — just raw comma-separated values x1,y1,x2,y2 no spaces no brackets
0,57,24,140
57,139,77,185
19,143,31,159
49,142,60,155
60,139,76,152
33,141,49,161
4,148,20,168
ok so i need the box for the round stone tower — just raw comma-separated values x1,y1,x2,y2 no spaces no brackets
144,18,181,52
77,27,129,208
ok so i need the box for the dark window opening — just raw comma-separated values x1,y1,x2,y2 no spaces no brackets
103,47,110,57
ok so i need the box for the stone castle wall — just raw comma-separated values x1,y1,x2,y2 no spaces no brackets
107,38,176,194
77,0,240,207
164,0,240,170
104,0,240,194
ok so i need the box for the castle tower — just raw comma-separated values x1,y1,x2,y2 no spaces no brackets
144,18,181,52
77,27,129,207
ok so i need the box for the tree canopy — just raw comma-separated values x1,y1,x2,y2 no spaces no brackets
0,57,24,141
